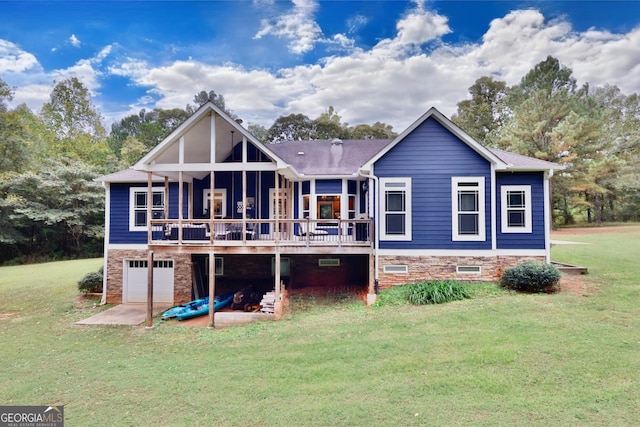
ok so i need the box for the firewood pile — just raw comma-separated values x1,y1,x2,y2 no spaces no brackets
259,291,277,314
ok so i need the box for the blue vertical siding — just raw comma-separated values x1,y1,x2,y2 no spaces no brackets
375,117,492,250
109,182,186,244
496,172,546,249
316,179,342,194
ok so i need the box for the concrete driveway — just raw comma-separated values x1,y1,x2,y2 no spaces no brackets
76,304,171,325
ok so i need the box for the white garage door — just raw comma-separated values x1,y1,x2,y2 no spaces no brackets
125,259,174,304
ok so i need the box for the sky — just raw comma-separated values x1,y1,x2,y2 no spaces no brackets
1,0,640,131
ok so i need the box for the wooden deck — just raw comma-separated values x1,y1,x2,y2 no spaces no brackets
148,218,373,254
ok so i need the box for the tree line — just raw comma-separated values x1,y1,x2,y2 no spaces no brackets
1,55,639,264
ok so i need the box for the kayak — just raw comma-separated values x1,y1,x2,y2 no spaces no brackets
161,292,234,321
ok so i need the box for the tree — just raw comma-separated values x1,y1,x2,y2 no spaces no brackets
40,77,109,164
0,81,33,173
452,76,508,146
314,106,351,140
108,108,189,159
0,78,12,111
350,122,397,140
1,159,105,261
266,113,315,143
188,90,238,120
247,123,268,143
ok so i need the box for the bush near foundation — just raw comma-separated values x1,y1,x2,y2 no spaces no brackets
78,266,103,294
407,280,472,305
500,261,560,293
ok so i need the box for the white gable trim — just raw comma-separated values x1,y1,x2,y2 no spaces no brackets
133,102,287,172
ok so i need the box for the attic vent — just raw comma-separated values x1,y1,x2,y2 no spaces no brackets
297,151,305,155
331,138,343,145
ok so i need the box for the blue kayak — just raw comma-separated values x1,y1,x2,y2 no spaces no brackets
161,292,234,321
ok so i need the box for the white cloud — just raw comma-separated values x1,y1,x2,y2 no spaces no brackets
4,6,640,132
254,0,323,54
0,40,41,74
69,34,81,47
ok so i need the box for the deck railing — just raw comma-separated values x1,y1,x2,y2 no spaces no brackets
149,218,373,247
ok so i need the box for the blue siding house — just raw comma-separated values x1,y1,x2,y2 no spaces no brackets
96,103,561,321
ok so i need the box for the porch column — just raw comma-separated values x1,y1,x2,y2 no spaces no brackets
209,171,215,244
178,171,184,242
210,112,216,163
207,251,216,328
275,171,280,243
145,250,154,329
147,172,153,242
242,169,247,241
163,177,169,221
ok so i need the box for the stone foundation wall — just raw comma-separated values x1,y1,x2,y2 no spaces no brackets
105,249,192,304
377,254,545,289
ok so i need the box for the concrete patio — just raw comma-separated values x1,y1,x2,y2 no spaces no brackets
75,303,171,326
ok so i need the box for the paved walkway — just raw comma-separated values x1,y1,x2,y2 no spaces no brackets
551,239,591,245
75,304,171,325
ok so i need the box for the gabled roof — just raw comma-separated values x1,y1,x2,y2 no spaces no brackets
362,107,507,171
488,148,565,171
268,139,391,177
132,101,287,179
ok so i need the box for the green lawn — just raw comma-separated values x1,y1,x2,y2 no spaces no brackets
1,227,639,426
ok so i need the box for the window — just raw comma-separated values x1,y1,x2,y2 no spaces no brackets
501,185,532,233
383,265,408,274
457,265,481,274
318,258,340,267
380,178,412,241
271,257,291,276
204,257,224,276
203,189,227,218
452,177,485,241
130,188,165,231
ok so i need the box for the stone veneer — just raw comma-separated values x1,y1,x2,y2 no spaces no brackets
105,249,192,304
377,255,546,288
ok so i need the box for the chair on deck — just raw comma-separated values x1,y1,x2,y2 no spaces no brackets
298,220,329,238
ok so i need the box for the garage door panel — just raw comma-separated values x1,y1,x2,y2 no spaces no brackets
125,260,174,304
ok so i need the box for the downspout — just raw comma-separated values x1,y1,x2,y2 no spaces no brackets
544,169,554,264
100,181,110,305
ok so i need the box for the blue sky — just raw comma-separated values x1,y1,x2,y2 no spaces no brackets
1,0,640,130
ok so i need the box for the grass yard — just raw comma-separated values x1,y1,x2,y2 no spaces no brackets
1,226,639,426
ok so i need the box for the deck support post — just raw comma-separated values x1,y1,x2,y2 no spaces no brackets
145,250,154,329
274,251,281,303
207,251,216,328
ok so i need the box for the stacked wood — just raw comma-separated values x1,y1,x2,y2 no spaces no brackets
260,291,277,314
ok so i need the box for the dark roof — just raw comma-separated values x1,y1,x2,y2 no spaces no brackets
488,148,564,170
268,139,392,176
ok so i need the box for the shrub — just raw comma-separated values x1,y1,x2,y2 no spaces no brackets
78,266,103,294
500,261,560,293
406,280,472,305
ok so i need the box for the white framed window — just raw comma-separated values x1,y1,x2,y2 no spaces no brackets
380,177,412,241
271,257,291,276
457,265,481,274
318,258,340,267
383,265,408,274
204,257,224,276
452,177,486,241
130,188,165,231
501,185,532,233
